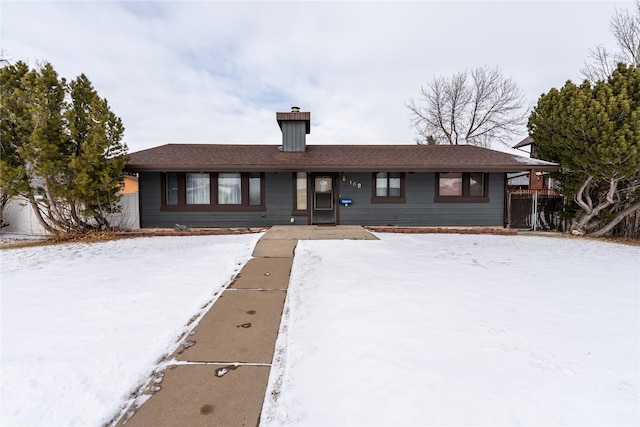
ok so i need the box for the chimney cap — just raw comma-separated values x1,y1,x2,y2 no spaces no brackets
276,108,311,134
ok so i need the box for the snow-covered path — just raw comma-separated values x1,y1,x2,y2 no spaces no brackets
1,234,261,426
261,234,640,426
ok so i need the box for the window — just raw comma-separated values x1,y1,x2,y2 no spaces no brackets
436,172,489,202
438,172,463,196
161,172,264,211
372,172,405,203
166,173,179,205
249,172,262,206
294,172,308,211
469,172,485,197
186,173,210,204
218,173,242,205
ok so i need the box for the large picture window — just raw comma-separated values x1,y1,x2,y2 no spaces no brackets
161,172,264,211
435,172,489,202
186,173,211,204
218,173,242,205
372,172,405,203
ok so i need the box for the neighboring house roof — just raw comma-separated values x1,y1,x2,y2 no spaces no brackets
125,143,560,173
507,173,530,186
512,136,534,149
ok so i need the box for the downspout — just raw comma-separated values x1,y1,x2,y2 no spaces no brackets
504,173,510,228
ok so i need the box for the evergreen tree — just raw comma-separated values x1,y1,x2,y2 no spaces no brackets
0,61,128,235
65,74,127,230
528,64,640,236
0,61,32,227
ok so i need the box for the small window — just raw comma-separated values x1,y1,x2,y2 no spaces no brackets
295,172,308,211
376,173,389,197
436,172,489,202
389,173,401,197
372,172,405,203
469,173,485,197
249,172,262,205
166,173,179,205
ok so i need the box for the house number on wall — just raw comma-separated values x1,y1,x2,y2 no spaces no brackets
341,173,362,188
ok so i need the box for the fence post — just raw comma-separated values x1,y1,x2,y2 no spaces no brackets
532,190,538,231
506,191,511,228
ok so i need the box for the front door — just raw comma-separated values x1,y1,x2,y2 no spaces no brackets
311,173,337,224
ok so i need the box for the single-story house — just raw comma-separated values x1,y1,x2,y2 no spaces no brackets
125,108,560,228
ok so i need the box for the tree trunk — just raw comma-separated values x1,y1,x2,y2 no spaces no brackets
28,196,58,236
571,176,619,233
590,200,640,237
0,193,10,228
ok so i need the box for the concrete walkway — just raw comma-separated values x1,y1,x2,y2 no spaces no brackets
115,225,376,426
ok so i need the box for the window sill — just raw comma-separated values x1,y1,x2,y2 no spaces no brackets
371,197,406,204
434,196,489,203
161,205,266,212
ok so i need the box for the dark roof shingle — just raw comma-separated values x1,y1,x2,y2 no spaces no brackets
125,144,560,173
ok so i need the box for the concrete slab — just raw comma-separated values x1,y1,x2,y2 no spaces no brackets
261,225,378,241
118,364,270,427
252,239,297,258
230,257,292,290
174,290,286,364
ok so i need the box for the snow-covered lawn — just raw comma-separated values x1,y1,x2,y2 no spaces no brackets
1,234,261,426
2,233,638,427
261,234,640,426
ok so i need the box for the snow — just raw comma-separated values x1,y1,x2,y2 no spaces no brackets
512,154,558,166
1,233,261,426
261,234,640,426
0,232,47,245
2,232,638,426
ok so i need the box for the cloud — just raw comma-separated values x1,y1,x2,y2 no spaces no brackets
1,1,629,152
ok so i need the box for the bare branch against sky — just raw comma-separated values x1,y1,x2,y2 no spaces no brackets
407,66,527,148
581,0,640,82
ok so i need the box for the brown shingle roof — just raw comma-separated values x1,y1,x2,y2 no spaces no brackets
125,144,560,173
512,136,534,149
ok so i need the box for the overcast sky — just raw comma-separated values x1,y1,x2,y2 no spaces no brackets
1,1,634,153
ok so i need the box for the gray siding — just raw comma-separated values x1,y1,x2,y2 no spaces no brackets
138,172,307,228
138,172,505,228
281,121,307,152
338,172,505,226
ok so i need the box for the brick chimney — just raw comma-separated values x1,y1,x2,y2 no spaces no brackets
276,106,310,152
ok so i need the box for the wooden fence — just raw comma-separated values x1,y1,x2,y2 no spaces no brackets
507,190,564,231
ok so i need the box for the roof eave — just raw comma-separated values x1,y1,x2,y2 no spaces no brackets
125,163,561,173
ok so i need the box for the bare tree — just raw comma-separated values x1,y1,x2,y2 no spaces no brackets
581,1,640,82
406,66,527,147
